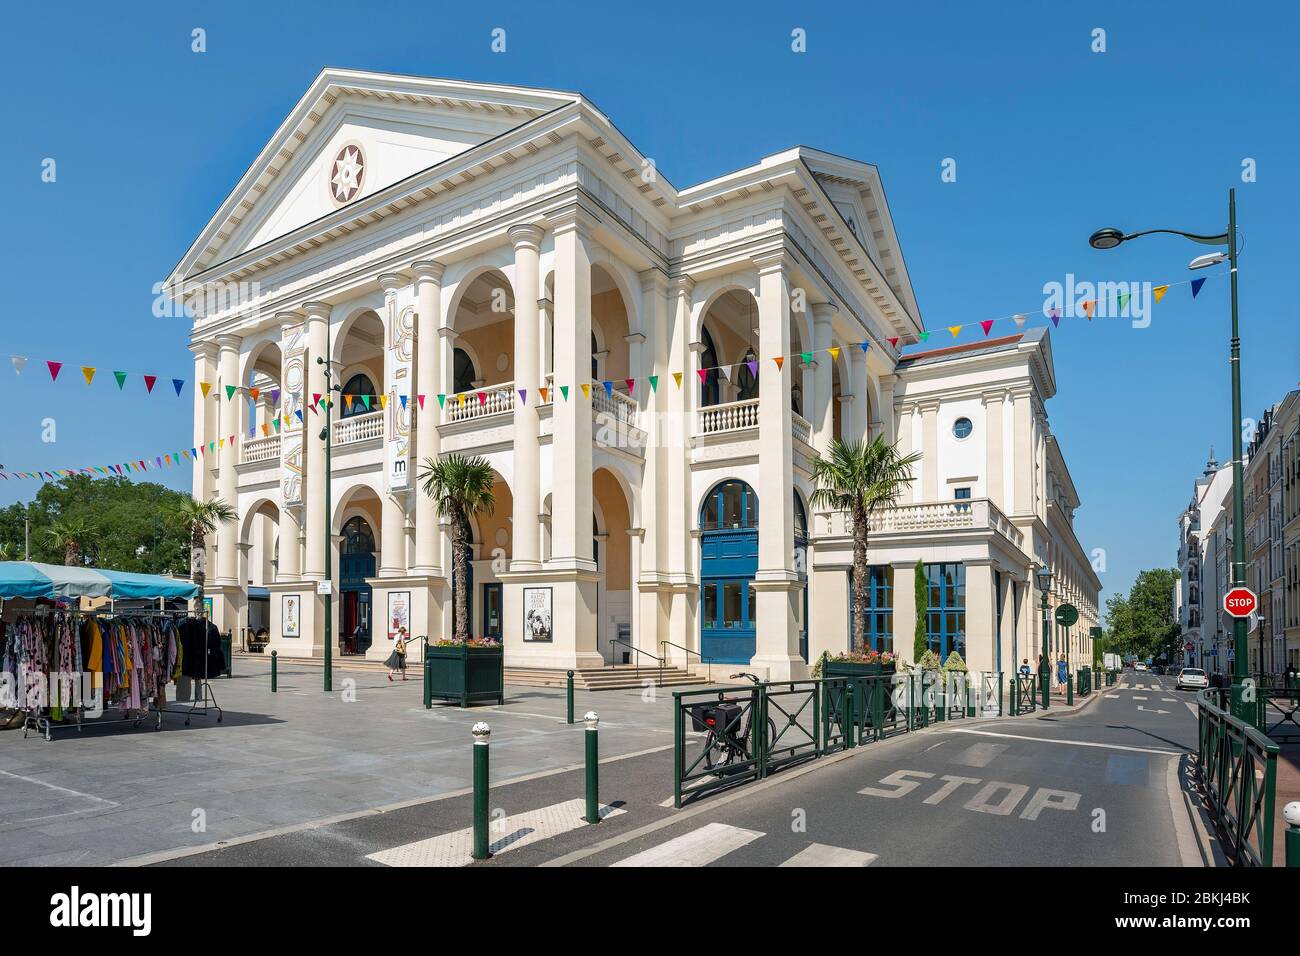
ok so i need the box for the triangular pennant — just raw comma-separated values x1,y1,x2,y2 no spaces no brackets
225,385,237,400
580,383,591,399
343,394,354,412
560,385,570,401
625,378,636,394
518,388,527,405
144,375,157,393
947,326,962,338
457,393,466,406
436,394,445,409
200,381,212,399
399,394,408,409
477,391,487,406
919,331,931,343
718,365,732,383
249,387,260,401
360,394,371,410
1191,277,1206,298
672,372,684,388
603,381,613,396
261,424,270,437
274,416,282,432
47,361,62,382
828,347,840,361
647,375,658,392
888,337,899,349
1012,314,1027,327
697,369,709,384
980,320,994,336
294,410,303,423
800,351,813,365
1153,285,1169,303
742,360,756,378
1081,300,1095,319
539,387,549,403
858,342,870,353
1049,309,1061,328
172,378,184,396
1116,293,1130,313
81,366,95,386
773,356,785,371
11,356,27,375
270,388,280,405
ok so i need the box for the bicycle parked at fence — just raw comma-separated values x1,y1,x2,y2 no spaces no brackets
689,672,777,772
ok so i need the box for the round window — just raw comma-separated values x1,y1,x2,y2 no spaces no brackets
952,417,973,440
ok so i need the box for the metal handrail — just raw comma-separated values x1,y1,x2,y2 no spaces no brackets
1196,688,1279,866
608,638,664,685
660,640,714,682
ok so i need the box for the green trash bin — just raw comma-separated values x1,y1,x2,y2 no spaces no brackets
221,632,233,678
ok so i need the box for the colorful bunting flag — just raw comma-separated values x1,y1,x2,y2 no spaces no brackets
947,326,961,339
47,361,62,381
828,347,841,361
1191,277,1206,298
746,360,758,378
1081,300,1095,319
1153,285,1169,303
225,385,237,400
625,379,635,394
580,383,591,399
603,381,613,396
518,389,527,405
539,387,549,403
81,367,95,385
647,376,658,392
200,382,212,399
888,337,899,349
560,385,570,401
144,375,157,393
773,356,785,371
172,378,184,396
980,320,994,336
11,356,27,375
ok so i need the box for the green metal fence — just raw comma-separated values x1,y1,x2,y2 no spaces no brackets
1010,673,1038,715
1197,688,1279,866
1256,689,1299,743
762,680,822,774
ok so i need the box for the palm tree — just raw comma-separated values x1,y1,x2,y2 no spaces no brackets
419,454,496,642
0,541,18,562
43,516,97,567
167,497,237,593
811,436,921,656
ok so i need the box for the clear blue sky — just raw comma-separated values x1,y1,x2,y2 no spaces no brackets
2,0,1297,615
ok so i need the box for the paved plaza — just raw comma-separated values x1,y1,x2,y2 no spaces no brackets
0,658,675,866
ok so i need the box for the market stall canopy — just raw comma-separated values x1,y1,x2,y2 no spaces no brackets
0,561,199,601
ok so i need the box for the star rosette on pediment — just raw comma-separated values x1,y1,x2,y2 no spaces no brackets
329,144,365,204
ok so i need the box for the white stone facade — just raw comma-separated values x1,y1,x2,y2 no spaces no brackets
174,70,1100,679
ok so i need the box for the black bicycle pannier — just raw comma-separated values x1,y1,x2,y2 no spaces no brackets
689,701,742,734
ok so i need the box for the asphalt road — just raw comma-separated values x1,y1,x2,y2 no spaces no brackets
156,671,1215,867
540,671,1213,867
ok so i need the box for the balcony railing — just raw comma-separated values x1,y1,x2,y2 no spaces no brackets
241,435,281,464
446,381,515,423
698,398,759,435
791,411,813,446
593,385,638,426
333,409,384,446
819,498,1025,550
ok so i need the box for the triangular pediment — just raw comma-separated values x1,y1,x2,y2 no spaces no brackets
171,70,578,283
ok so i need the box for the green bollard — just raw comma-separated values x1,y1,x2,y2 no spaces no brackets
270,650,278,693
566,670,575,724
423,637,432,710
845,682,855,748
471,722,491,860
583,711,600,823
1285,803,1300,867
1067,670,1074,705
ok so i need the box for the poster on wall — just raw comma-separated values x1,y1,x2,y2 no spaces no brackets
202,597,214,620
384,295,414,493
282,594,300,638
523,586,553,643
387,590,410,640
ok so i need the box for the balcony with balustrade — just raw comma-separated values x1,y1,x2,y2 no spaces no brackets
812,498,1027,556
693,397,816,463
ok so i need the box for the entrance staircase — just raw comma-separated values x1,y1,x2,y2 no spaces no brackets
503,664,714,691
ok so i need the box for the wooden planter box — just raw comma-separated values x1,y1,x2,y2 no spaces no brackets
424,643,504,708
823,660,895,680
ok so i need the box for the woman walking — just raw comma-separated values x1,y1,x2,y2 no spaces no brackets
386,627,409,682
1056,655,1069,695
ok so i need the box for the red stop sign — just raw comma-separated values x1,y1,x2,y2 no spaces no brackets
1223,587,1257,618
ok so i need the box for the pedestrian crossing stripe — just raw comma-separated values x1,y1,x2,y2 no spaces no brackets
367,798,625,867
608,822,879,868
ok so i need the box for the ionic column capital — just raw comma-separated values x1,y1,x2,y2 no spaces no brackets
507,222,545,250
412,259,446,282
378,273,405,295
303,301,332,322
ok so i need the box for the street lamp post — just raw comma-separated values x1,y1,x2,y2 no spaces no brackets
316,349,339,694
1036,565,1053,709
1088,188,1248,721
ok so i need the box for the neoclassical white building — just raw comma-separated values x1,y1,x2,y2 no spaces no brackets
171,69,1099,680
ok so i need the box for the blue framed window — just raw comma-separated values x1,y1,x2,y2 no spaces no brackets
954,486,972,514
925,562,966,660
847,566,894,653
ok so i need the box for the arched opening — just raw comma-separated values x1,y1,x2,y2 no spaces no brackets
334,310,385,443
593,468,633,661
447,269,514,421
340,514,376,654
697,288,805,417
241,340,284,457
239,499,280,643
341,372,378,418
698,479,758,663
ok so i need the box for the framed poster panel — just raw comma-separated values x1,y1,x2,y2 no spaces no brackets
387,590,411,640
282,594,301,638
522,586,553,643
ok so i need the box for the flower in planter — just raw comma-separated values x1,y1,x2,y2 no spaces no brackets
433,636,502,648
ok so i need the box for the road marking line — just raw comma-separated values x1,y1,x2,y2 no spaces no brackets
1161,698,1178,703
1132,695,1148,700
367,799,625,867
780,843,878,867
610,822,762,867
1105,694,1119,699
952,742,1008,768
941,727,1183,755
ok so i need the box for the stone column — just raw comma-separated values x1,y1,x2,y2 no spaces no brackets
811,304,836,453
920,399,940,502
412,260,445,575
985,389,1006,510
665,275,695,656
751,252,802,680
1010,387,1035,515
190,343,217,503
303,301,331,580
509,224,544,571
377,274,409,578
892,559,920,663
964,559,995,672
850,346,870,443
215,334,242,587
896,401,915,503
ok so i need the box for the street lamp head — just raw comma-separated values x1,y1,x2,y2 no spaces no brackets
1036,565,1054,589
1188,251,1227,270
1088,227,1126,250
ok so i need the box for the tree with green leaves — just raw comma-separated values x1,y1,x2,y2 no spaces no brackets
811,436,920,655
1104,568,1181,663
419,453,496,642
166,497,237,594
43,515,97,566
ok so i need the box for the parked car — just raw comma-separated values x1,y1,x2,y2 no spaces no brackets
1176,667,1209,691
1134,662,1148,672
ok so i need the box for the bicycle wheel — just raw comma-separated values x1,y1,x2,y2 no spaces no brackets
702,731,732,771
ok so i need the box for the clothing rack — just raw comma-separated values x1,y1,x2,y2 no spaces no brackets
4,606,203,741
165,609,224,728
